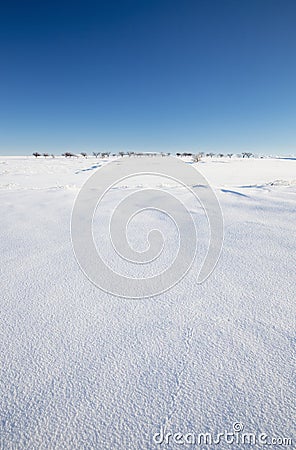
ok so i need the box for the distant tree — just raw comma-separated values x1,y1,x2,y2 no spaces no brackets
227,153,233,158
80,152,87,158
43,153,49,158
62,152,76,158
192,154,200,163
176,153,181,157
119,151,125,157
51,154,55,158
93,152,100,158
242,152,253,158
33,152,41,158
218,153,224,158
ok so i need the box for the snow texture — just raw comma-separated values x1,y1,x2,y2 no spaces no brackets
0,155,295,449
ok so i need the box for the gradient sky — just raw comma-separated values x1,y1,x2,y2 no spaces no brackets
1,0,296,155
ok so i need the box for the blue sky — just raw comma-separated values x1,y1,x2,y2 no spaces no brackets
1,0,296,155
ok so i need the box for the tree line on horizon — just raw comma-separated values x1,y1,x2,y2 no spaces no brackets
32,151,254,159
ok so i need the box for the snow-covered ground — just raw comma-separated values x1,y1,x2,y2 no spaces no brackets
0,155,295,449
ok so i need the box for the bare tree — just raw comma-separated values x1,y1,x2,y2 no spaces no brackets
80,152,87,158
242,152,253,158
33,152,41,158
93,152,100,158
43,153,49,158
227,153,233,158
119,151,125,157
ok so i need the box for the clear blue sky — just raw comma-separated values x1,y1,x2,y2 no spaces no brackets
1,0,296,155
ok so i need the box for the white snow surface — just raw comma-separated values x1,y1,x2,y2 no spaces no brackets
0,155,295,449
